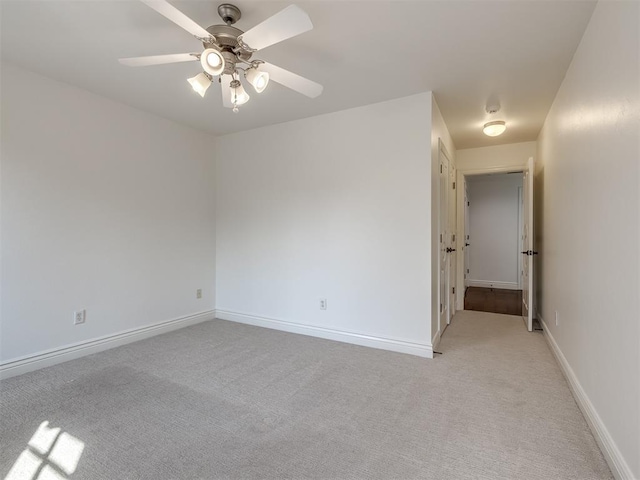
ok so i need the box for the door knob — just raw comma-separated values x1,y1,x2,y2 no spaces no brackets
521,251,530,255
465,243,470,247
446,247,456,253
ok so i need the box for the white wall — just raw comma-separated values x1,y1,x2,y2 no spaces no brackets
457,141,536,171
431,96,456,342
536,2,639,478
466,174,522,289
215,93,434,357
0,63,217,363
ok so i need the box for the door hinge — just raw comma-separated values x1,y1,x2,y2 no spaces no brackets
452,234,456,242
452,287,456,294
467,201,470,206
467,269,469,274
440,234,442,243
440,165,443,174
453,181,456,189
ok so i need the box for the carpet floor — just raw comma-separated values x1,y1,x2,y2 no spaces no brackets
1,311,612,479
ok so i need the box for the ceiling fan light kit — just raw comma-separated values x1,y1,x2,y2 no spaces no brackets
187,72,212,97
200,47,225,76
245,67,269,93
230,77,250,105
119,1,323,113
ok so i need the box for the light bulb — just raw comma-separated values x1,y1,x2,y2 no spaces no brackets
200,48,225,76
483,121,506,137
245,68,269,93
206,52,221,67
187,73,211,97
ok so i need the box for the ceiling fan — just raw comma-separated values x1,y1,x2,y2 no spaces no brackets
119,1,323,112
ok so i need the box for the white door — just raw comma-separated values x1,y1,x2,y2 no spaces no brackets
463,181,470,288
439,150,449,335
521,157,534,331
517,186,524,289
448,165,457,321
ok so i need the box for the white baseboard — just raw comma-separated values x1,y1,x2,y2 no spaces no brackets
539,315,634,480
215,309,433,359
466,280,520,290
0,310,215,380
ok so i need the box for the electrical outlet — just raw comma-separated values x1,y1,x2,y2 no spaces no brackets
319,298,327,310
555,311,559,326
196,289,202,299
74,310,86,325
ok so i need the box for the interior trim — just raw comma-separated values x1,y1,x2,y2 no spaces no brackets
216,309,433,358
0,310,215,380
540,315,633,480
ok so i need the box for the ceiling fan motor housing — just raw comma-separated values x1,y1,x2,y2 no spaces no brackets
204,24,253,73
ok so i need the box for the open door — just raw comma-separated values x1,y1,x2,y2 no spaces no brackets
521,157,534,331
439,146,450,335
463,180,470,289
448,163,457,321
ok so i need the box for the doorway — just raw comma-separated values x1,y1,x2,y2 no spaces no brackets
456,160,535,330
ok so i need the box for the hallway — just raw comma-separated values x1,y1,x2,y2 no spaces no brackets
437,310,611,479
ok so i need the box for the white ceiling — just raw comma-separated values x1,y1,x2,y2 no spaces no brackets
1,0,596,149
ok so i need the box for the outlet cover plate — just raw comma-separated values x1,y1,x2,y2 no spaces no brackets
74,310,86,325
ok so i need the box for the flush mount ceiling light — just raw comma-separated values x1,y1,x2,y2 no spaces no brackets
483,120,507,137
119,2,323,113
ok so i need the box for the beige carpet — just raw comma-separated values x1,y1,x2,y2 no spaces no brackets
0,311,612,479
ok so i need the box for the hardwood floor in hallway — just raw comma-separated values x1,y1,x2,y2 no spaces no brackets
464,286,522,315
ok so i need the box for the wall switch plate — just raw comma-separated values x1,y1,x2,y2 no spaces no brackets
319,299,327,310
555,311,559,326
196,289,202,299
74,310,86,325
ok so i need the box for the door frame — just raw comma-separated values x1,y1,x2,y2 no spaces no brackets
455,165,527,311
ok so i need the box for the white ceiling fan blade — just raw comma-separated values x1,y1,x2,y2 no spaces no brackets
261,62,323,98
139,0,211,39
240,5,312,51
220,75,233,108
118,53,198,67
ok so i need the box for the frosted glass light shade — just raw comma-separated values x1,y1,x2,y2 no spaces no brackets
200,48,225,76
231,82,250,105
245,68,269,93
483,121,506,137
188,73,211,97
